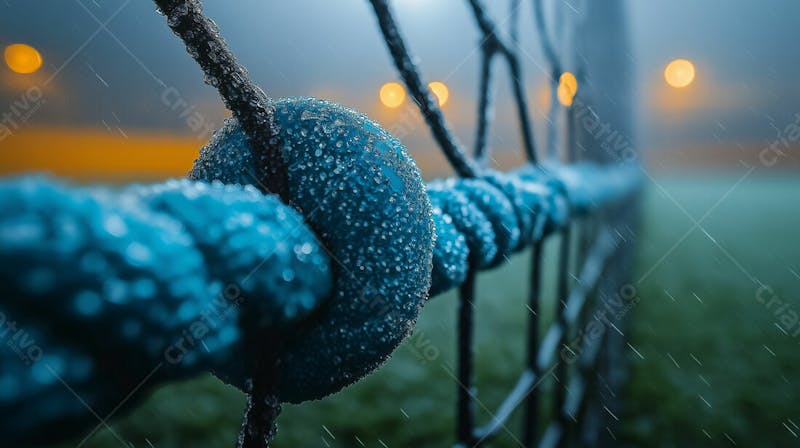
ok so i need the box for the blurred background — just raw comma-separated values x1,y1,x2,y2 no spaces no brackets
1,0,798,447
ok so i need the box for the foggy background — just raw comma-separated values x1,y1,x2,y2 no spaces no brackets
2,0,799,177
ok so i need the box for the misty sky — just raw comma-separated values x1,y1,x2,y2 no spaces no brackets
1,0,798,157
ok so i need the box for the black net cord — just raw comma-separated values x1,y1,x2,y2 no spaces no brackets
368,0,481,178
237,336,284,448
151,2,288,447
531,0,567,160
505,0,538,163
152,0,288,202
466,0,539,163
456,266,478,446
473,44,495,163
532,0,561,78
522,241,543,447
554,225,572,448
573,217,596,440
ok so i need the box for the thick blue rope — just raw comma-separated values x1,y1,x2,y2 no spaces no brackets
427,162,638,296
0,177,331,443
0,98,639,445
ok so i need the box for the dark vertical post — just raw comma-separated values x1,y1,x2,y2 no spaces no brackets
569,0,635,445
522,241,543,446
456,266,478,446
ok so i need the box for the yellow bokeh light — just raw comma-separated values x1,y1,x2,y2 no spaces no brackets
557,71,578,106
379,82,406,108
664,58,696,88
4,43,42,74
428,81,449,107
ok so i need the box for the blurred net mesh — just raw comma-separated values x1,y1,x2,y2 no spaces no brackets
369,0,632,170
367,0,637,446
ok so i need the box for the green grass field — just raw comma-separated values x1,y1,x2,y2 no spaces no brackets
53,173,800,448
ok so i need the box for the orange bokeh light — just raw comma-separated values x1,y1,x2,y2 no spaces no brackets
428,81,449,107
379,82,406,108
664,58,696,88
557,71,578,106
4,43,43,74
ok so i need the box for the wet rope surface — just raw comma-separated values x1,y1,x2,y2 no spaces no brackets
0,0,639,445
0,150,638,443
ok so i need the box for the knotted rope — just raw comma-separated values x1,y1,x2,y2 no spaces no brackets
0,0,640,444
427,162,637,296
0,98,638,445
0,176,329,443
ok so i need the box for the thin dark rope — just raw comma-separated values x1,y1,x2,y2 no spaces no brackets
531,0,565,159
473,44,495,161
506,0,539,163
152,2,287,447
532,0,562,78
368,0,481,178
153,0,288,202
466,0,539,163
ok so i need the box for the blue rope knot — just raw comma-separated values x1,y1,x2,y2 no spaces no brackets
426,163,640,297
191,97,436,403
428,169,565,295
0,97,641,445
